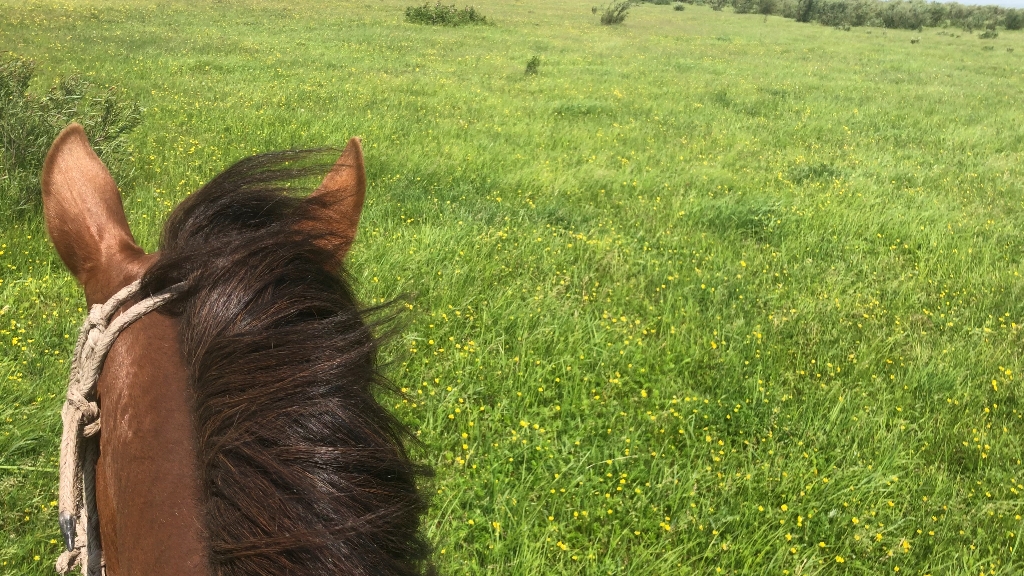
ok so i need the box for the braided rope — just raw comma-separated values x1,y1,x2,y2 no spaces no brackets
56,280,186,575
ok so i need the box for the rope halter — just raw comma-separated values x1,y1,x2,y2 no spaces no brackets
57,279,186,576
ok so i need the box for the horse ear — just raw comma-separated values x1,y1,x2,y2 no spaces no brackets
305,137,366,260
41,123,143,296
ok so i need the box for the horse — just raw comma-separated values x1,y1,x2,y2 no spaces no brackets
42,123,433,576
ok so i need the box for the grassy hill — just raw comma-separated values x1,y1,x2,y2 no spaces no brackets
2,0,1023,573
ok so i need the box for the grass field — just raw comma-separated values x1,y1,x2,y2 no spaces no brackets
3,0,1024,573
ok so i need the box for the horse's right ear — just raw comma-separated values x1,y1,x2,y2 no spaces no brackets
303,137,366,261
42,123,144,300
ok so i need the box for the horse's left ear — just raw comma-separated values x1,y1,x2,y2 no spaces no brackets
304,137,366,260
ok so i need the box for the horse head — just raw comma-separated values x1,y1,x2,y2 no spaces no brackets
42,124,432,576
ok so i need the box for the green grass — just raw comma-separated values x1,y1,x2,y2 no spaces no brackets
2,0,1024,573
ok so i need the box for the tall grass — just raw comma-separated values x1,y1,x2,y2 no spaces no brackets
0,54,141,216
1,0,1023,574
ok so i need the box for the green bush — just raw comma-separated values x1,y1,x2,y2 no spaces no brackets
0,53,142,214
924,2,948,27
795,0,815,22
757,0,778,17
599,1,631,24
978,29,998,39
733,0,756,14
525,56,541,75
816,0,873,27
674,3,685,9
405,2,487,26
879,0,926,30
1005,9,1024,30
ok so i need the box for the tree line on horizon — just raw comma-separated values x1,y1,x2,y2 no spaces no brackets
671,0,1023,31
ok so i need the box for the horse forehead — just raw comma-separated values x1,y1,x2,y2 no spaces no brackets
79,255,207,575
97,309,210,574
100,310,183,400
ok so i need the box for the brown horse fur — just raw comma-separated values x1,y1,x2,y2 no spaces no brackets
42,124,433,575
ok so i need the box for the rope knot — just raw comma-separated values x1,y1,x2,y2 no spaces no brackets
55,549,80,573
84,306,109,333
66,392,98,422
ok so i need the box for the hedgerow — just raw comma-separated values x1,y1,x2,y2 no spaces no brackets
680,0,1023,31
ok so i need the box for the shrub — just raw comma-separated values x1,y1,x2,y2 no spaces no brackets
0,53,142,213
674,3,685,9
600,1,631,24
962,11,991,33
1005,9,1024,30
796,0,815,22
879,0,926,30
733,0,756,14
652,0,672,5
525,56,540,75
925,2,949,27
813,0,871,27
978,29,997,39
405,2,487,26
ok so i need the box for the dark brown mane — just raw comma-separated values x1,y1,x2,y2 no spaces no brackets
139,151,433,576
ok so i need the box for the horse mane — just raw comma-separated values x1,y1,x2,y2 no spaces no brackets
139,151,433,576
